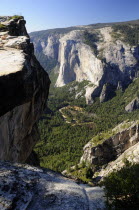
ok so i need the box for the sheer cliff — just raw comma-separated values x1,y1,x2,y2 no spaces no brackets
29,20,139,177
0,16,50,162
1,17,138,209
30,20,139,103
0,16,107,210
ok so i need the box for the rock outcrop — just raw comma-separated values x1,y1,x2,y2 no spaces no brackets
0,161,105,210
99,83,116,103
96,142,139,178
30,24,139,103
56,30,104,88
0,16,50,162
80,121,139,166
125,97,139,112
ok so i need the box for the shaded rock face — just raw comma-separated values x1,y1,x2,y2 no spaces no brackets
31,26,139,103
125,97,139,112
0,162,90,210
26,151,40,166
0,16,28,35
81,121,139,166
97,142,139,178
100,83,116,103
0,17,50,162
32,33,61,60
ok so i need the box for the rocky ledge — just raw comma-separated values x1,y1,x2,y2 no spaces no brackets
80,121,139,179
0,161,105,210
81,121,139,166
0,16,50,162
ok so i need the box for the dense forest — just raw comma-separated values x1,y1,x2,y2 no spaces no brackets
34,69,139,172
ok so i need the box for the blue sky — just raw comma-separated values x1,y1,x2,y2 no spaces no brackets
0,0,139,32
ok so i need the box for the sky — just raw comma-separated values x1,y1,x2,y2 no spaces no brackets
0,0,139,32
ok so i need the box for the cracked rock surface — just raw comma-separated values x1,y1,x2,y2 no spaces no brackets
0,162,105,210
0,16,50,162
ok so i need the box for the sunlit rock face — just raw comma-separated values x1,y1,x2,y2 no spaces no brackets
56,30,104,87
80,121,139,166
31,26,139,103
80,121,139,180
0,161,106,210
0,16,50,162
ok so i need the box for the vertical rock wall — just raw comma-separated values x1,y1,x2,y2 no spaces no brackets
0,16,50,162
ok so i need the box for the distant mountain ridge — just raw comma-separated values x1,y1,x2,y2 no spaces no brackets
30,19,139,35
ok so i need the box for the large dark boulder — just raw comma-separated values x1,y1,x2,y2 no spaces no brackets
0,16,50,162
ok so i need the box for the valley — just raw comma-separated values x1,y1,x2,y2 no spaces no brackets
0,12,139,209
34,76,139,174
30,20,139,185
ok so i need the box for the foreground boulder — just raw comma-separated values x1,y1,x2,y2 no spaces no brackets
0,161,106,210
0,16,50,162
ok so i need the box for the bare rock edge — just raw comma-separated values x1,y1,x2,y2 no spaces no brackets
0,161,105,210
0,16,50,162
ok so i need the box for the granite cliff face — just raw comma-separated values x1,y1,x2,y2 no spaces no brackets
80,121,139,179
0,161,105,210
56,30,104,88
31,23,139,103
0,16,50,162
